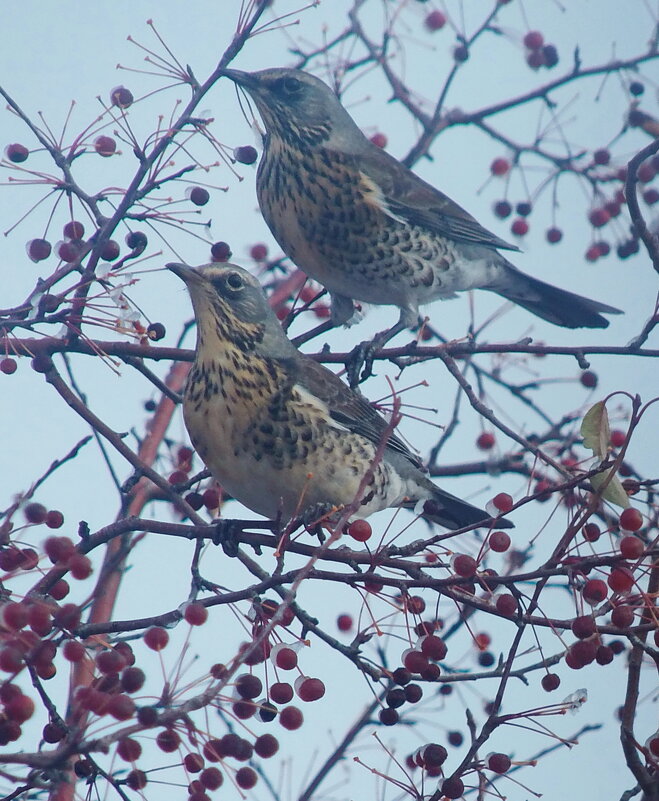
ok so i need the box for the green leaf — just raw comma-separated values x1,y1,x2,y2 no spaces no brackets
580,401,610,460
591,469,630,508
581,401,629,508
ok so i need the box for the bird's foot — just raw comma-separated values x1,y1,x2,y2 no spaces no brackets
346,338,378,388
211,518,241,557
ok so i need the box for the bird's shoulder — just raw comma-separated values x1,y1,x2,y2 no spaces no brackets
281,353,424,469
343,143,520,253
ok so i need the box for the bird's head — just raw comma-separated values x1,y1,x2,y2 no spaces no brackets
223,67,364,149
167,262,295,358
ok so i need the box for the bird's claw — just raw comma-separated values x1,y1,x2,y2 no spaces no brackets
346,340,377,388
211,518,240,557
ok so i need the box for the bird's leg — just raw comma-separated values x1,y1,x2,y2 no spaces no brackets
346,317,409,388
211,518,242,557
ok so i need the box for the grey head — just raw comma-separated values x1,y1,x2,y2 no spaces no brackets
167,262,297,359
223,67,367,150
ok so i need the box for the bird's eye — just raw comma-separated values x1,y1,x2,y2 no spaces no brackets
225,272,244,291
278,76,303,95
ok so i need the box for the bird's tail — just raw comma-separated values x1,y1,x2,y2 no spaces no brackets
407,478,514,531
491,261,622,329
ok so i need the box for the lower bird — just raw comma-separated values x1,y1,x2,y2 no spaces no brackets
224,67,622,346
168,262,512,532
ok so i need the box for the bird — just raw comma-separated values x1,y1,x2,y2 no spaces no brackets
223,67,622,347
167,261,513,532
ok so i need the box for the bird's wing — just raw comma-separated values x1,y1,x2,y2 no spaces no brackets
292,355,425,470
357,147,521,253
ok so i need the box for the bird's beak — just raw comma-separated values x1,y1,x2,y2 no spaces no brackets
222,68,259,91
166,262,201,283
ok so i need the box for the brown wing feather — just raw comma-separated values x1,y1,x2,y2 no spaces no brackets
357,147,520,253
294,355,424,470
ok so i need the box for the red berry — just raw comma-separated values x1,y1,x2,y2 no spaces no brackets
582,578,608,605
96,648,126,674
453,45,469,62
210,241,232,262
611,605,634,628
619,536,644,560
295,676,325,702
108,694,135,721
425,10,447,31
589,208,610,228
523,30,544,50
274,646,298,670
348,519,372,542
125,230,147,250
234,146,258,165
54,603,81,629
110,86,134,108
5,143,29,163
147,322,166,341
489,530,511,552
236,766,258,789
279,705,303,730
254,733,279,758
619,508,643,532
516,201,532,216
236,673,262,699
452,554,477,577
488,752,511,773
526,49,545,69
476,431,495,450
643,188,659,204
94,135,116,156
403,649,429,674
511,218,529,236
184,602,208,626
546,227,563,243
580,370,598,388
250,243,268,261
0,357,17,374
542,44,559,67
270,681,293,704
45,510,64,529
490,158,510,176
121,667,145,693
492,493,513,513
126,770,147,790
337,613,352,632
420,635,448,661
607,567,634,594
200,767,223,789
495,593,517,616
188,186,210,206
69,553,92,580
541,672,560,692
596,645,614,665
441,776,465,799
202,488,220,509
24,502,47,524
493,200,512,218
27,238,52,262
144,626,169,651
593,148,611,165
63,640,85,662
184,752,205,773
571,615,596,639
156,728,181,753
369,132,388,148
63,221,85,240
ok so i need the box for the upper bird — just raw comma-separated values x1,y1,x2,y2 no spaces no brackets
224,67,621,337
167,261,512,532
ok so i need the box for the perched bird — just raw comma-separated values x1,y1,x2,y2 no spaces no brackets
224,67,622,340
167,262,512,531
